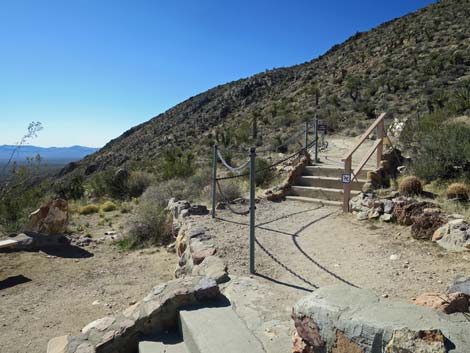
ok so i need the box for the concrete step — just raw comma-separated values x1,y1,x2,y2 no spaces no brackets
285,196,342,207
288,186,360,202
303,165,371,179
179,306,265,353
139,332,187,353
297,176,365,191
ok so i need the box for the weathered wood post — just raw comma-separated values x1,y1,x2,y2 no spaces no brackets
211,144,218,218
249,147,256,274
376,118,385,168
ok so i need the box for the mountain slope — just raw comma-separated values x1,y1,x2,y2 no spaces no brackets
66,0,470,176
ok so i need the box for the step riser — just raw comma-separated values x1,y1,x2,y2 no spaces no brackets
298,177,364,191
303,166,370,179
289,186,346,201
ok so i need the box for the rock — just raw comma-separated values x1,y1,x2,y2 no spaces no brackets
84,164,98,176
368,208,382,220
8,232,69,251
192,247,216,265
414,292,469,314
436,219,470,252
82,316,116,333
192,256,229,284
25,199,69,235
393,200,438,226
385,329,446,353
166,198,191,219
356,211,369,221
448,276,470,296
189,204,209,216
390,254,400,261
215,202,226,210
411,211,447,241
46,335,69,353
292,285,470,352
382,199,395,214
380,213,393,222
48,276,220,353
292,331,315,353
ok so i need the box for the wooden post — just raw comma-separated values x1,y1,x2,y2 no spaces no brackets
343,157,352,212
376,119,385,168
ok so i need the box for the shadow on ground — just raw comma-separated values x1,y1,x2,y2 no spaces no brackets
0,275,32,291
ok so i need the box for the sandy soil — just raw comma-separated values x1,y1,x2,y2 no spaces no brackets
0,210,175,353
200,200,470,303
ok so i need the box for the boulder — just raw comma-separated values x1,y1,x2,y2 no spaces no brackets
410,211,447,240
384,329,446,353
292,285,470,353
448,276,470,296
8,232,69,251
434,219,470,252
393,200,438,226
414,292,469,314
25,199,69,235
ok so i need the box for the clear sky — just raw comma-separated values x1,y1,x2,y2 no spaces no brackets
0,0,434,147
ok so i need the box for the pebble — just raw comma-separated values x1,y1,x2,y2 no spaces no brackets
390,254,400,261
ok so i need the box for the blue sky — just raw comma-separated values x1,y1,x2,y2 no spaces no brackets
0,0,434,147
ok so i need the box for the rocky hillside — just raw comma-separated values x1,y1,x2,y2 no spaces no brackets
65,0,470,176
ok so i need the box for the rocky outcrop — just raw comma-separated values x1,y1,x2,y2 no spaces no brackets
292,285,470,353
432,219,470,252
46,276,220,353
25,198,69,235
448,276,470,296
264,150,311,202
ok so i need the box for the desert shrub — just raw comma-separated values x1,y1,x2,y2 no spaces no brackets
126,188,173,248
120,202,132,214
79,204,100,215
127,171,153,197
399,176,423,196
101,201,118,212
216,180,243,202
54,174,85,200
446,182,469,201
400,110,470,181
254,158,274,187
160,148,195,180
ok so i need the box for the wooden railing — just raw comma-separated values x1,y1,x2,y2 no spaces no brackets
342,112,387,212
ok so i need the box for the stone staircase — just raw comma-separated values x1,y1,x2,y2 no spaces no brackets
139,305,265,353
286,164,371,207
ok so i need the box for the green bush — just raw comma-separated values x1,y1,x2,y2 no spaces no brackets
126,188,173,248
160,148,195,180
216,180,243,202
79,204,100,215
400,110,470,181
54,175,85,200
101,201,118,212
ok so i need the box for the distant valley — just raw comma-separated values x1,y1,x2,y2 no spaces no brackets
0,145,99,166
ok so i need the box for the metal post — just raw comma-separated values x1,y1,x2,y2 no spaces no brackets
314,114,319,163
211,144,218,218
343,157,352,213
249,147,256,274
305,119,309,151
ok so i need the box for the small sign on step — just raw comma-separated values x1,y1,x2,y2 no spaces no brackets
341,173,351,184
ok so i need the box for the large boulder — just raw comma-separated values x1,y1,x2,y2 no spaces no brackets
433,219,470,252
8,232,69,251
292,285,470,353
448,276,470,296
25,199,69,235
393,199,438,226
